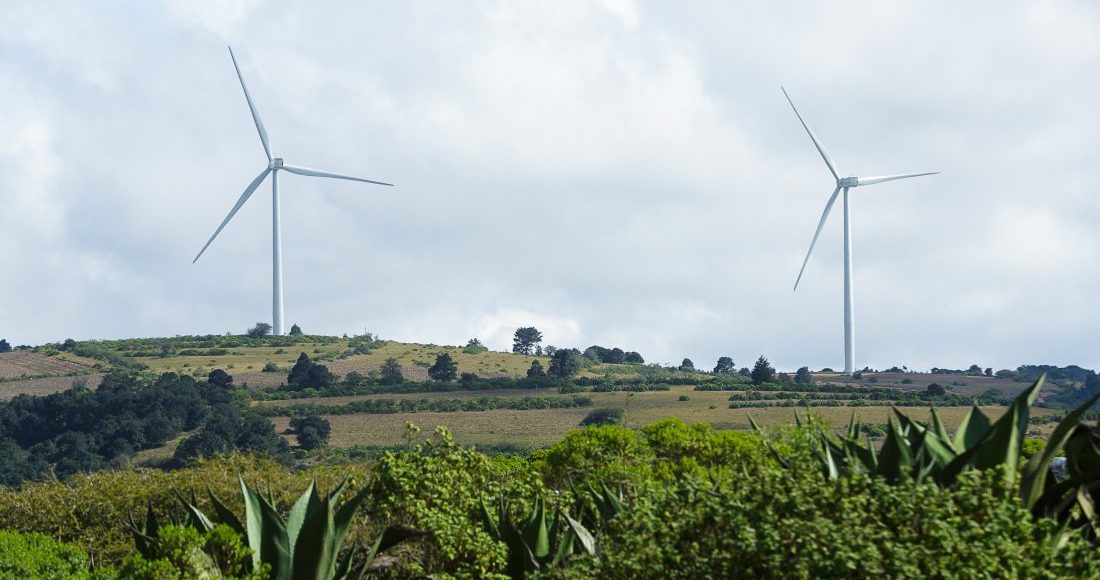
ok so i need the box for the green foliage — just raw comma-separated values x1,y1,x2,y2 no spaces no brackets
570,468,1100,578
579,408,623,428
246,323,272,338
548,349,579,379
0,529,111,579
511,327,542,355
794,366,814,386
0,339,11,353
480,495,595,578
463,339,489,355
121,524,264,579
379,358,404,385
288,324,303,336
768,375,1100,540
130,475,418,580
750,355,775,385
286,353,334,390
428,353,458,382
713,356,735,375
526,360,545,378
678,358,694,372
290,415,332,450
368,427,527,576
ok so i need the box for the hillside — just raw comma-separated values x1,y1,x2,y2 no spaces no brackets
1,334,1075,453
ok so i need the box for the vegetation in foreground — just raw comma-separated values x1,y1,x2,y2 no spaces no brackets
0,376,1099,578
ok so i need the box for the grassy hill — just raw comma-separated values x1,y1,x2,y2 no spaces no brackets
2,334,1070,454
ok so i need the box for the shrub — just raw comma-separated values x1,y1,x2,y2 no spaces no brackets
571,469,1100,578
289,414,332,450
0,530,108,579
579,408,624,427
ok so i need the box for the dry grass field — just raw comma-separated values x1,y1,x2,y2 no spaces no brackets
0,374,106,401
141,340,555,383
264,384,1062,449
0,351,102,400
0,351,96,379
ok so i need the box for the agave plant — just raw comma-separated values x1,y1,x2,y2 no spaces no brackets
131,476,423,579
480,495,596,579
753,375,1100,538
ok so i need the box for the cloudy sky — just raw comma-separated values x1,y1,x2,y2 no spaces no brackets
1,1,1098,371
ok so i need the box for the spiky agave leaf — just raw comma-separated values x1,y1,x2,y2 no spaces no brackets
954,405,993,452
972,376,1044,487
522,496,551,562
876,417,913,483
1021,391,1100,510
930,407,954,452
238,476,293,580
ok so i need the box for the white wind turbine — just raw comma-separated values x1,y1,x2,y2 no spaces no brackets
783,87,937,374
194,46,393,336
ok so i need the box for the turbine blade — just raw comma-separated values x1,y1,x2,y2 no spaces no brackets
281,163,393,186
228,46,272,161
781,87,840,181
856,172,939,186
193,168,272,263
794,187,842,291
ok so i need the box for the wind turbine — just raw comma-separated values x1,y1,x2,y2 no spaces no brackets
193,46,393,336
783,87,937,374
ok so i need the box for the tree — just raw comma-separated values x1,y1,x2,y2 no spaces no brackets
548,349,579,379
512,327,543,355
0,339,10,353
984,367,993,377
527,360,546,378
966,364,983,376
289,415,331,450
207,369,233,388
288,323,303,336
680,358,695,372
287,353,334,389
713,356,735,375
544,345,558,357
380,358,404,384
428,353,458,382
751,356,775,385
777,373,792,384
623,351,644,364
926,383,946,397
246,322,272,338
794,366,814,386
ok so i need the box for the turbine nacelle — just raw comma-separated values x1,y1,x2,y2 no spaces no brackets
270,157,285,169
838,176,859,188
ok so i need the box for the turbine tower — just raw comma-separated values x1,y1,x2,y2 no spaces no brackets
783,87,937,374
194,46,393,335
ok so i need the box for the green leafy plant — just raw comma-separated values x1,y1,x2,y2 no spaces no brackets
479,495,595,578
755,375,1100,539
130,476,423,580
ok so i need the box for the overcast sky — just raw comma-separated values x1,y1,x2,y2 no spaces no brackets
1,1,1098,371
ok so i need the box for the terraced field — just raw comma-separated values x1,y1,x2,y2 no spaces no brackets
264,385,1062,449
0,351,101,400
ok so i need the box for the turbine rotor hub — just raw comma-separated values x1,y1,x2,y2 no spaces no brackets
838,176,858,188
270,157,284,169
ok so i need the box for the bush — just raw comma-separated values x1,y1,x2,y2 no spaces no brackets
571,468,1099,578
0,530,108,579
289,414,332,450
580,408,624,427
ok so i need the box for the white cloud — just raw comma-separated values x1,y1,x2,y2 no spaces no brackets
0,0,1098,372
